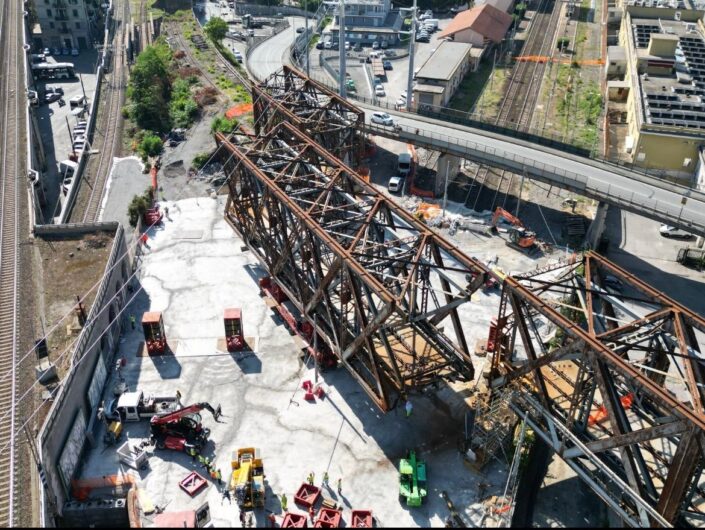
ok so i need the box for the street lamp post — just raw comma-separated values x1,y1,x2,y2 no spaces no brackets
405,0,417,112
305,0,310,76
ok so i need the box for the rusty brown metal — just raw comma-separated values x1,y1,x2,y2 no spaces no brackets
217,121,492,411
488,251,705,526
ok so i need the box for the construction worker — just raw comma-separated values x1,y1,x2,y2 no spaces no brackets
215,404,222,421
405,399,413,418
309,471,315,485
222,488,231,505
215,468,223,486
197,454,206,466
322,471,329,486
187,445,198,461
337,478,342,495
175,389,182,408
164,205,170,220
280,493,288,511
130,314,136,330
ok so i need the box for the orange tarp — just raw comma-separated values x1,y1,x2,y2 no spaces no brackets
225,103,253,119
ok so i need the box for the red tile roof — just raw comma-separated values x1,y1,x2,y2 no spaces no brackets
438,4,513,43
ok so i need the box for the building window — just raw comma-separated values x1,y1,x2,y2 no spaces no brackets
73,9,79,16
75,21,80,29
46,8,52,16
49,21,55,28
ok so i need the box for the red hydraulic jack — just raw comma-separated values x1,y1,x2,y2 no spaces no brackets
224,308,245,352
142,311,169,354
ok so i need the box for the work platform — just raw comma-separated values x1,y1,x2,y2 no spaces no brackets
76,196,509,527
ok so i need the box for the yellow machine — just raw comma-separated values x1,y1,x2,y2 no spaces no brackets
230,448,265,508
105,420,123,445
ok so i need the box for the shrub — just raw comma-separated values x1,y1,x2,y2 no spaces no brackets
169,78,198,128
192,152,212,169
211,115,239,134
127,188,154,227
138,133,163,160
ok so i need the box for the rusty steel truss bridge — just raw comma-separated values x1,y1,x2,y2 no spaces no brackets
218,65,705,527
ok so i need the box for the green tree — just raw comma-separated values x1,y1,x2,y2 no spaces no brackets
128,40,173,132
204,17,228,44
138,133,164,159
169,78,199,128
127,188,155,227
211,115,239,134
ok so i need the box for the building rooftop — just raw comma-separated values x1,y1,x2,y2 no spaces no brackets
631,18,705,130
438,3,513,43
35,225,117,376
415,41,473,81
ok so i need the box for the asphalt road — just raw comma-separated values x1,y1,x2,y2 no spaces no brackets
247,16,305,81
359,105,705,237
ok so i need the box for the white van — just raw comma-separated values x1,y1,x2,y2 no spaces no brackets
58,159,78,177
69,95,86,109
397,152,412,177
424,19,439,31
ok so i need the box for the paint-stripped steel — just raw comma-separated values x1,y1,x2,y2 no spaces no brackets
218,121,494,411
489,251,705,526
0,0,23,523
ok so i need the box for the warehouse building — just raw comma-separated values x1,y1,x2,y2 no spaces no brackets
413,41,474,109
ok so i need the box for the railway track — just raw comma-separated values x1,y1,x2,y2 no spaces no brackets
464,0,562,212
79,0,129,223
0,0,24,523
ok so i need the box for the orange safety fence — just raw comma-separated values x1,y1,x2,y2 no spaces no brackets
588,393,634,426
150,165,158,191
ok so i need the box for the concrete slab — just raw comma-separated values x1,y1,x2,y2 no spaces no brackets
81,195,509,527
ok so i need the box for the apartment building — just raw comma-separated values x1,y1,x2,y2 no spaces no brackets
32,0,101,50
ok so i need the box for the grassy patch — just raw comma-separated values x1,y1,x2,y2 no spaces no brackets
449,62,508,118
554,65,602,150
309,34,320,50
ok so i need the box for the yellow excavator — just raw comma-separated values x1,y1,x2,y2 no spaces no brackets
230,448,265,508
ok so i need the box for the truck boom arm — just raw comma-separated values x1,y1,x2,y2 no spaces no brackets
150,402,221,426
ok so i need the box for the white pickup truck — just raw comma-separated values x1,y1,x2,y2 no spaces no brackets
106,391,179,422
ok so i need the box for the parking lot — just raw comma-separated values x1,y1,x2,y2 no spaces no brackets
310,16,452,108
32,50,98,222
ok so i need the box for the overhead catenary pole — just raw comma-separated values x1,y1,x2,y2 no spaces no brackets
338,0,346,98
442,159,450,219
405,0,417,112
305,0,310,77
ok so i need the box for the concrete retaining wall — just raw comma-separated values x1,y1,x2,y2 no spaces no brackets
38,222,131,515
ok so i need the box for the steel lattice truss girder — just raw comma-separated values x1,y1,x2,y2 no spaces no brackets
217,122,492,411
490,251,705,527
253,65,364,167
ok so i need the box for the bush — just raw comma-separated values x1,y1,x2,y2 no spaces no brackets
192,152,212,170
169,78,199,128
127,188,154,227
211,115,239,134
138,133,163,160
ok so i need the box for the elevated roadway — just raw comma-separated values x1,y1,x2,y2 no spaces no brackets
359,104,705,239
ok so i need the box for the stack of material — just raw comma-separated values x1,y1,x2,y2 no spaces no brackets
562,215,586,239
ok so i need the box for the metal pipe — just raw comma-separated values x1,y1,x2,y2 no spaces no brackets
338,0,346,98
405,0,416,112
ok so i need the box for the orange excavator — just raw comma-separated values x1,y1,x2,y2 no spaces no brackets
490,207,537,248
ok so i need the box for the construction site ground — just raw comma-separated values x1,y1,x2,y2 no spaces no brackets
79,196,529,527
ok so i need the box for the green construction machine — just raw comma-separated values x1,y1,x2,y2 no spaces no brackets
399,450,427,507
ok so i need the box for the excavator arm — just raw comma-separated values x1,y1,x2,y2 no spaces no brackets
491,207,536,248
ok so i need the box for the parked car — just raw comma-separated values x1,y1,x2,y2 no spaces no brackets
61,47,70,56
30,53,46,64
416,34,430,43
323,40,333,49
42,47,52,56
69,95,86,108
233,50,244,62
61,176,73,194
380,40,388,49
383,60,392,70
345,41,351,51
27,90,38,106
52,47,61,56
71,48,79,56
374,84,386,97
372,41,380,50
388,176,404,193
353,42,362,52
44,92,61,104
45,85,64,95
296,26,305,33
371,111,394,126
659,224,693,239
316,41,324,49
